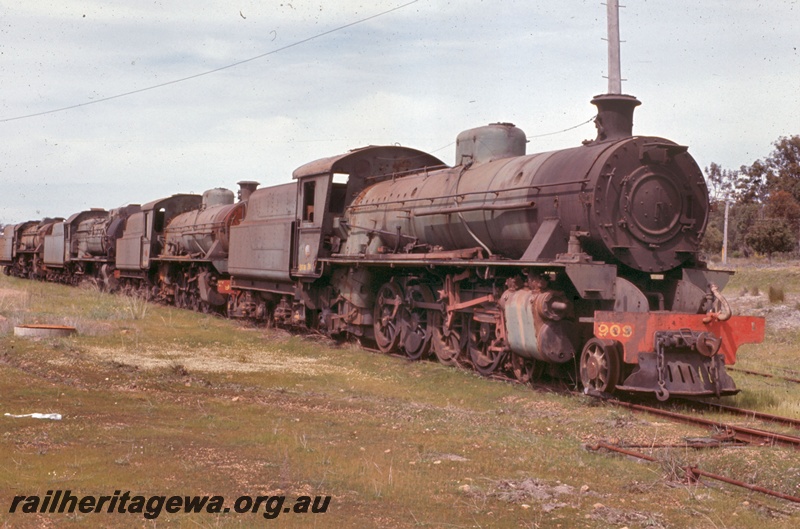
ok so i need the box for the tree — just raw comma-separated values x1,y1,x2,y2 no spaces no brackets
764,190,800,233
765,135,800,202
702,135,800,258
736,159,769,204
700,223,723,256
744,219,796,261
731,202,761,256
735,135,800,205
704,162,738,204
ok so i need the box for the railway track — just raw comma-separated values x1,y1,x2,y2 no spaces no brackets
584,397,800,504
728,366,800,384
598,397,800,449
678,399,800,429
371,341,800,442
586,441,800,503
378,344,800,440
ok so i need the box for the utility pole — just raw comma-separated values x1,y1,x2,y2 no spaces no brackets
606,0,622,94
722,201,730,264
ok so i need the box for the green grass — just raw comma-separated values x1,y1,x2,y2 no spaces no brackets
1,272,799,528
723,260,800,296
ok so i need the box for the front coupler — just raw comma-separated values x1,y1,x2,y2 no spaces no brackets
618,329,737,400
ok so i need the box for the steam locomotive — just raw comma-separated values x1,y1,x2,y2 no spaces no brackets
0,93,764,400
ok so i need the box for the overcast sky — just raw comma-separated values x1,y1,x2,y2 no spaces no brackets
1,0,798,223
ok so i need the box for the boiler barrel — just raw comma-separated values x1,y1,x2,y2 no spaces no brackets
164,201,244,257
346,142,610,258
75,217,111,256
345,136,707,272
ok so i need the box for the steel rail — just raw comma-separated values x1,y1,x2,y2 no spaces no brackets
588,441,800,503
729,366,800,384
604,399,800,449
678,399,800,429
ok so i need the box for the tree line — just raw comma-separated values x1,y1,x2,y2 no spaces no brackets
702,135,800,261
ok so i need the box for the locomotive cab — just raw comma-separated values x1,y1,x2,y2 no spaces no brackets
290,146,446,278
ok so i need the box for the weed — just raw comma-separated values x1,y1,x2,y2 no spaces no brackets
657,450,690,483
0,289,31,316
126,293,149,320
768,285,785,303
296,433,313,453
170,362,189,377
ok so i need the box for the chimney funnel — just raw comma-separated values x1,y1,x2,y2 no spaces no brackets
591,93,641,141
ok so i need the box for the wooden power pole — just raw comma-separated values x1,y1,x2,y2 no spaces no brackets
606,0,622,94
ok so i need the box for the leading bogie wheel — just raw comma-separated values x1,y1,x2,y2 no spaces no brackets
579,338,621,394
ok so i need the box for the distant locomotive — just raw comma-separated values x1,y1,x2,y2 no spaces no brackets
40,205,141,287
110,186,247,312
1,218,63,279
1,93,764,400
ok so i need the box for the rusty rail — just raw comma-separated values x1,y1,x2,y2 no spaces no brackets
588,441,800,503
729,366,800,384
607,438,745,449
679,399,800,430
603,399,800,449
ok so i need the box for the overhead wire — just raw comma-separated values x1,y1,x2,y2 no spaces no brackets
0,0,419,124
526,116,596,138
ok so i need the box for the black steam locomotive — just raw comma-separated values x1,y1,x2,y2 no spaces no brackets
1,93,764,400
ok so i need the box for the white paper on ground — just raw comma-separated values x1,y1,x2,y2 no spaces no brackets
4,412,62,420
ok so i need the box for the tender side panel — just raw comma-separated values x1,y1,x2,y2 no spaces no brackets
116,212,146,272
43,222,66,267
0,225,15,264
229,182,297,283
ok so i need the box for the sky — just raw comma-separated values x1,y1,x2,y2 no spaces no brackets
1,0,798,223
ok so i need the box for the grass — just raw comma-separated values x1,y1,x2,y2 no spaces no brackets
1,272,799,527
723,260,800,296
